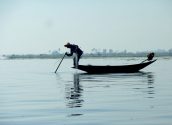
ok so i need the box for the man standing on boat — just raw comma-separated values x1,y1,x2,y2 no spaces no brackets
64,43,83,68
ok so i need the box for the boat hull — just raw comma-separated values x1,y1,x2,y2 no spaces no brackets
73,60,157,74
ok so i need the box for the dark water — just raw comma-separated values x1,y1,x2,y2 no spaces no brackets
0,57,172,125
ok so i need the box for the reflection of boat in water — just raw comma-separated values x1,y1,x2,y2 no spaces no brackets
64,72,155,109
73,60,157,74
79,72,155,98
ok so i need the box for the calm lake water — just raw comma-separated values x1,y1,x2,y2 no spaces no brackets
0,57,172,125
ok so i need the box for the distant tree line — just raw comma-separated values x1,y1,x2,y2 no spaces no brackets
4,48,172,59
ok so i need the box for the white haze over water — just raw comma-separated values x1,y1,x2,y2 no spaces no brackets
0,0,172,54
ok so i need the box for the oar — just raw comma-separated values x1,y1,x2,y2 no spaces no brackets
54,54,66,73
141,59,148,63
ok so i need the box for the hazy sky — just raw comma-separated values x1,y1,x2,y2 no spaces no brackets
0,0,172,54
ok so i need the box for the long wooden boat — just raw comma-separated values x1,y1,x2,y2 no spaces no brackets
73,59,157,74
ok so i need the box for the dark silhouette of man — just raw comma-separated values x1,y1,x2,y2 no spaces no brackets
64,43,83,68
147,52,154,61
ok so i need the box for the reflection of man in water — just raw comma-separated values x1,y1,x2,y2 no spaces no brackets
65,74,83,108
64,43,83,68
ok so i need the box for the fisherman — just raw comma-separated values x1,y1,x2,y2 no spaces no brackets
64,43,83,68
147,52,154,61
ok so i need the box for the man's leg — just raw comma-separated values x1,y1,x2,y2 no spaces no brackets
73,53,78,68
75,54,78,68
73,57,76,67
77,54,82,65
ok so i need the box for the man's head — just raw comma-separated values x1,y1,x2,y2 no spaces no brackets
64,42,71,48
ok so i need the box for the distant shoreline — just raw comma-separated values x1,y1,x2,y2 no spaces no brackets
2,52,172,59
